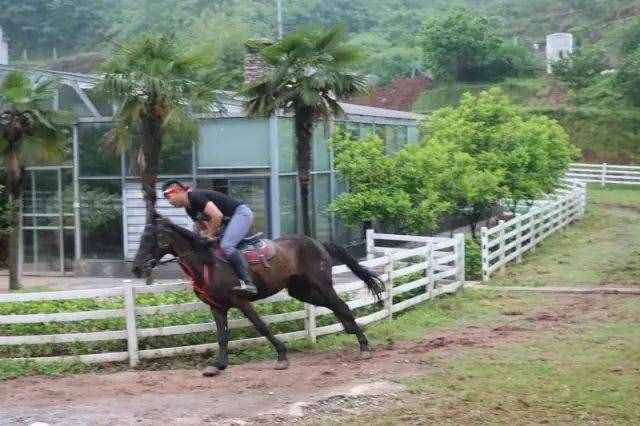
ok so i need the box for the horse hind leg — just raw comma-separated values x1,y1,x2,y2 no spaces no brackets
290,277,371,356
235,300,289,370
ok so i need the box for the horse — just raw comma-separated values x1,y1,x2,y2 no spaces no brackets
131,213,385,377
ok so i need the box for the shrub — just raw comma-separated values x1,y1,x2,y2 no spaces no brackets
465,238,482,280
552,47,609,89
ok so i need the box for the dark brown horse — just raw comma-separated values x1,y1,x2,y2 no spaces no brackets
132,214,384,377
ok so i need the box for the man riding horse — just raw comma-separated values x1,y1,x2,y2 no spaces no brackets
161,179,258,296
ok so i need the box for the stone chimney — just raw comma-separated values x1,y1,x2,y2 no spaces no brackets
0,26,8,65
244,38,273,84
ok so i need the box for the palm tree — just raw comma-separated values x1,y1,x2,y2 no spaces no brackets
100,33,220,212
244,26,367,236
0,71,70,290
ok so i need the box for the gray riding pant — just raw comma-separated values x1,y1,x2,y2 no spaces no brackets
220,204,254,258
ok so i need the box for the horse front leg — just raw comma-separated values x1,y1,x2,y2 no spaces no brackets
236,300,289,370
203,307,229,377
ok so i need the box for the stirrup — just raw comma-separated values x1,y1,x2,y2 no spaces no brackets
232,280,258,296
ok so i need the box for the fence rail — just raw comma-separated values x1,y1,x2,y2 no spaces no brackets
480,180,587,281
567,162,640,186
0,232,464,367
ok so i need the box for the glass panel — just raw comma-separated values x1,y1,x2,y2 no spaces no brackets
126,131,193,176
313,122,330,172
58,84,91,117
198,118,270,168
196,178,229,194
229,179,269,235
345,122,361,139
79,179,123,259
360,123,375,137
78,123,121,176
34,230,61,273
279,175,297,236
385,125,408,153
333,177,361,246
62,169,74,214
408,126,420,144
278,118,296,173
34,170,59,214
64,229,75,272
313,174,331,242
22,229,34,270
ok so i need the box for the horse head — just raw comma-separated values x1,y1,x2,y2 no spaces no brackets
131,210,172,279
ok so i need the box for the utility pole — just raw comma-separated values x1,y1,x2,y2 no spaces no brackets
276,0,283,40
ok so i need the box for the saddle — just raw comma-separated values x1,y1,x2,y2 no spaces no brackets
214,232,276,266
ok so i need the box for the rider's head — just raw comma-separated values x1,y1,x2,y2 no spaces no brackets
162,179,190,207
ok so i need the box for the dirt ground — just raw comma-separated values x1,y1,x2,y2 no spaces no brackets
0,294,609,426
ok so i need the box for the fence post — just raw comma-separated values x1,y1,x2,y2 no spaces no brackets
383,256,394,321
601,163,607,187
480,227,489,282
305,303,316,343
515,217,523,264
366,229,375,261
454,233,465,285
123,280,139,367
498,220,506,275
426,242,434,295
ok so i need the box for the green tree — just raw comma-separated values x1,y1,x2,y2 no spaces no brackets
244,26,367,236
419,9,502,82
100,33,220,213
615,48,640,107
0,71,70,290
427,88,578,211
552,47,609,89
329,130,413,231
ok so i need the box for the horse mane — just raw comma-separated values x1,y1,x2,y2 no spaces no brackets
158,217,214,265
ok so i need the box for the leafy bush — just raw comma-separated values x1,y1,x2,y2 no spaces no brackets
465,238,482,280
552,47,609,89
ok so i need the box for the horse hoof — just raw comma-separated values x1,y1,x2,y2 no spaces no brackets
359,351,373,360
202,366,221,377
274,360,289,370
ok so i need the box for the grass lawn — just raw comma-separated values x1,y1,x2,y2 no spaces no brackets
489,184,640,288
322,184,640,424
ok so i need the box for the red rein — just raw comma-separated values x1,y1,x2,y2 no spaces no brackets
178,260,218,308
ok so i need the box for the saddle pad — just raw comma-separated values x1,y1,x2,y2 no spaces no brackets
215,239,276,265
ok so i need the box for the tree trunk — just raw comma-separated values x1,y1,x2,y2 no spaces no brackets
294,107,314,236
5,146,22,290
139,117,163,215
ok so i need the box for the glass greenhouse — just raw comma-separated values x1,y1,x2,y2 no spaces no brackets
0,65,422,277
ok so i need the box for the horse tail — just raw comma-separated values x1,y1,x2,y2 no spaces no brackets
322,242,385,307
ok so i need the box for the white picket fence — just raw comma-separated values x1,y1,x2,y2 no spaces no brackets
0,232,464,367
567,162,640,186
480,180,587,281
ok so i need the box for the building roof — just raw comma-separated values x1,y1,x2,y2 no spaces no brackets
0,65,423,122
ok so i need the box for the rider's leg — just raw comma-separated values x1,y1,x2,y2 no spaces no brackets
221,205,258,296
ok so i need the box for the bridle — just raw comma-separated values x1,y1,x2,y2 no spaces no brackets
143,215,176,271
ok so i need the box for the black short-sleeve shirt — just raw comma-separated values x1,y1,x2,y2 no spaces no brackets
186,189,242,221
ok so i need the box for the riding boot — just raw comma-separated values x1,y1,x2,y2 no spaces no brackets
228,249,258,296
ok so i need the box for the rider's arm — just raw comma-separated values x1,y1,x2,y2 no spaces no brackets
203,201,223,237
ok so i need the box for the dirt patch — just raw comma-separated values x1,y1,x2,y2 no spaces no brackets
0,295,614,425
